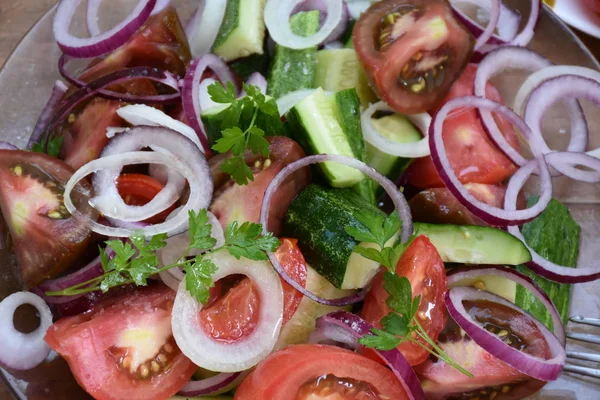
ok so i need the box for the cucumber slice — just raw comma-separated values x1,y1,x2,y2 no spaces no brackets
275,265,352,349
313,48,377,107
267,11,320,99
212,0,267,61
366,114,422,181
285,184,533,289
230,52,270,80
449,274,517,303
286,88,364,188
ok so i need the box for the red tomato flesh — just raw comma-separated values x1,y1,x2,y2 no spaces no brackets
234,344,411,400
116,173,177,224
44,285,196,400
361,235,447,366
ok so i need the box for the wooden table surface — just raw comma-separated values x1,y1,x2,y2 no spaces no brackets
1,1,600,399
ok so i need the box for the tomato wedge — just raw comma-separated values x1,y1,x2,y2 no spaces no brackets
199,238,307,342
234,344,410,399
361,235,447,366
403,64,519,189
0,150,96,287
44,285,196,400
353,0,474,114
116,173,177,224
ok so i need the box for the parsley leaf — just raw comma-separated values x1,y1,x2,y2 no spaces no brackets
221,157,255,186
31,135,64,158
185,256,218,304
208,81,237,104
212,127,246,155
188,209,218,250
358,328,402,351
224,221,280,261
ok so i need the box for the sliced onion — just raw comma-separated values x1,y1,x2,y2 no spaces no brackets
178,372,242,397
0,142,18,150
293,0,349,44
451,0,520,45
276,89,319,115
447,265,565,345
361,101,431,158
28,80,68,149
260,154,412,306
199,78,220,111
186,0,228,57
346,0,370,20
243,72,268,95
265,0,344,49
86,0,102,36
58,55,181,104
310,311,424,400
430,96,552,226
509,0,539,47
446,286,565,381
151,0,171,15
54,0,156,58
182,55,239,151
451,0,500,50
0,292,53,370
64,150,211,238
172,251,283,372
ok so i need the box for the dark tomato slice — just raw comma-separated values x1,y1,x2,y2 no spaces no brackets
234,344,410,400
210,136,311,235
362,235,447,366
199,238,307,342
353,0,474,114
403,64,519,189
44,285,196,400
0,150,96,287
116,173,177,224
416,299,552,400
409,183,507,225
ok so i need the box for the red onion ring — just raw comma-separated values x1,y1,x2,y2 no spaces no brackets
86,0,103,37
0,142,18,150
54,0,156,58
450,0,521,45
0,292,53,370
451,0,501,51
445,286,565,381
474,47,588,169
447,265,565,345
181,55,239,152
43,66,181,150
178,372,242,397
27,80,68,150
310,311,424,400
293,0,350,44
185,0,228,57
259,154,413,306
243,72,268,95
429,96,552,226
58,54,181,104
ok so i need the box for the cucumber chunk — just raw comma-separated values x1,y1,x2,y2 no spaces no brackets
267,11,320,99
286,88,364,188
212,0,267,61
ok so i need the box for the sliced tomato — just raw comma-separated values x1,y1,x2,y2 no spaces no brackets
583,0,600,13
403,64,519,189
234,344,410,399
409,183,507,225
116,173,177,224
210,136,311,235
44,285,196,400
361,235,447,366
0,150,96,287
353,0,474,114
416,299,552,400
199,238,307,342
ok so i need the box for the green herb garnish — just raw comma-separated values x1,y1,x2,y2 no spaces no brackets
208,82,279,185
346,212,473,378
46,209,280,304
31,134,64,158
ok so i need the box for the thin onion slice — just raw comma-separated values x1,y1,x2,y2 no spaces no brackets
172,251,284,372
265,0,344,49
430,96,552,226
199,78,220,111
276,89,323,115
87,0,170,35
0,292,53,370
446,286,565,381
260,154,412,306
0,142,17,150
28,80,68,150
64,151,211,238
243,72,268,95
447,265,565,345
186,0,228,57
450,0,521,44
310,311,424,400
346,0,370,20
361,101,431,158
178,372,242,397
451,0,501,50
54,0,156,58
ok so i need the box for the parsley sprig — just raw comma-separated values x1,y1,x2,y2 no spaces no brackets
45,210,280,304
31,134,64,158
208,82,279,186
346,212,472,377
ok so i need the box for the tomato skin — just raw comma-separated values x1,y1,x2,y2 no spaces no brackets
403,64,519,189
583,0,600,13
0,150,97,287
234,344,410,400
274,238,308,324
44,285,196,400
353,0,474,114
361,235,447,366
116,173,177,224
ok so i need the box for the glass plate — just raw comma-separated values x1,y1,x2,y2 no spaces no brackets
0,1,599,399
